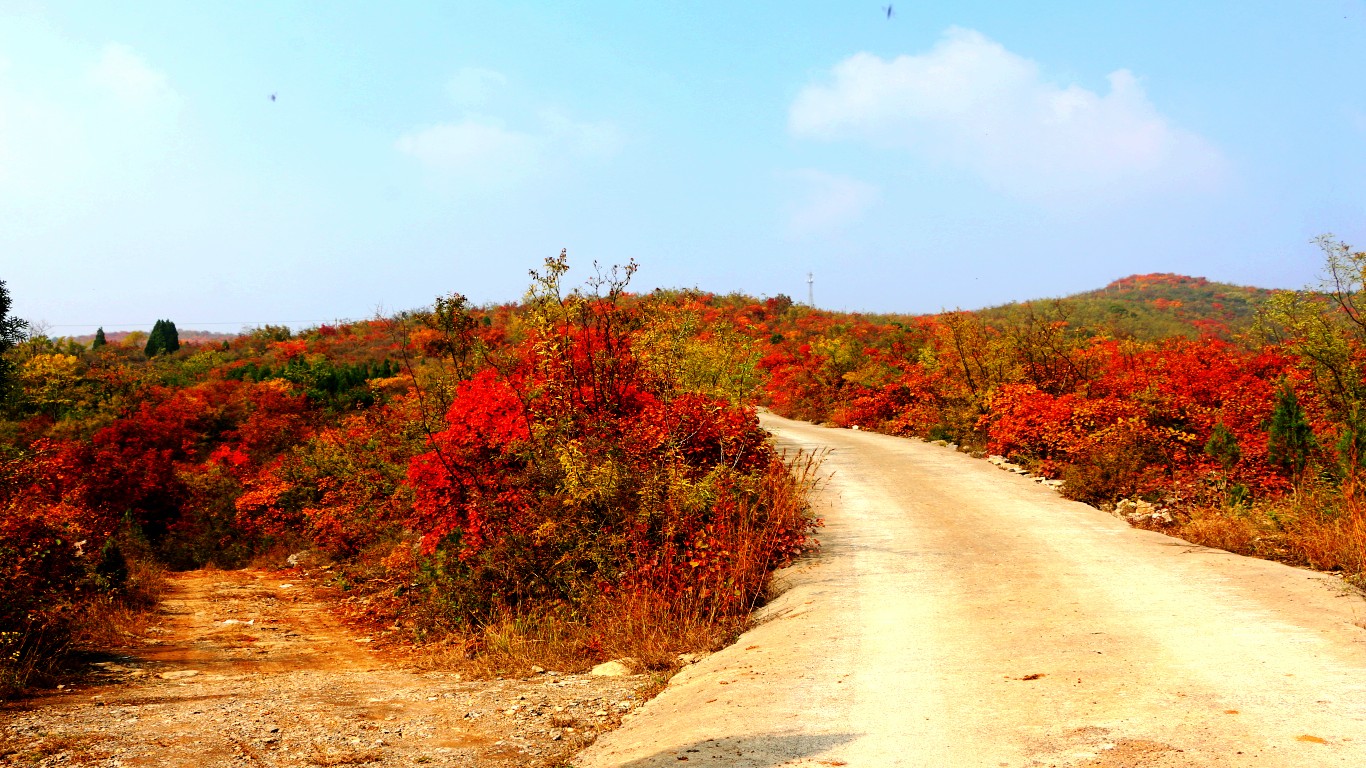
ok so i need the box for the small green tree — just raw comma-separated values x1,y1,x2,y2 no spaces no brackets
1268,381,1316,486
1204,421,1241,471
92,327,107,350
144,319,181,357
164,320,180,354
145,320,163,356
0,279,29,400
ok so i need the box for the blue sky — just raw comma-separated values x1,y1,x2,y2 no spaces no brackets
3,1,1364,333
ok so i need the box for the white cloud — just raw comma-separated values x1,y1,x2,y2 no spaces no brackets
0,41,182,215
89,43,174,106
395,118,542,183
785,169,879,238
789,28,1224,203
538,108,621,157
446,67,508,108
397,73,620,187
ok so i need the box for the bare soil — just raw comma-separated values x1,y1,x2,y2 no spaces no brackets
0,569,653,767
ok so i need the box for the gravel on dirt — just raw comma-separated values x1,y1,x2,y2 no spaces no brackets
0,569,655,767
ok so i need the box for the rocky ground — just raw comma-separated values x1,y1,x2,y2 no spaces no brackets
0,569,658,767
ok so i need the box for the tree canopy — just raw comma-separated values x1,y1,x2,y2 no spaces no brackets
0,280,29,398
145,319,180,357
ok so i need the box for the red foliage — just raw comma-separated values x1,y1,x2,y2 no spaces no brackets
408,369,533,555
979,339,1296,497
0,444,108,682
623,393,771,476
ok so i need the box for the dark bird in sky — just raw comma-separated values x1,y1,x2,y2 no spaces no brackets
269,93,277,102
883,4,893,19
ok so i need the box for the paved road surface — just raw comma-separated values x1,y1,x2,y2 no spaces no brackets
577,413,1366,767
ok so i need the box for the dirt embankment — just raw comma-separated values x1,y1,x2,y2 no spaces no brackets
1,569,653,767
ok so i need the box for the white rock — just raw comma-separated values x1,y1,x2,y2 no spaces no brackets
159,670,199,680
590,660,633,677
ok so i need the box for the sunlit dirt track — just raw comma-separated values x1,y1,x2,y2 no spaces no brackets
0,570,647,767
577,413,1366,767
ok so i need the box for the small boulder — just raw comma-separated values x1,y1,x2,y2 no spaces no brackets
590,659,634,677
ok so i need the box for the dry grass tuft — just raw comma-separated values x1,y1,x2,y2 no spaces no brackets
73,558,168,650
1168,483,1366,589
1174,507,1269,555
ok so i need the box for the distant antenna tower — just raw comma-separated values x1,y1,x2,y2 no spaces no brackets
807,272,814,307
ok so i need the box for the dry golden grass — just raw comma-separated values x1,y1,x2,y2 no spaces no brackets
1170,485,1366,590
1174,507,1269,556
72,557,168,650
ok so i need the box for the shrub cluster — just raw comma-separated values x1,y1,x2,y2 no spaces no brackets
0,256,818,691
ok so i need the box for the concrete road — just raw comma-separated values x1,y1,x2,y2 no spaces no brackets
576,413,1366,767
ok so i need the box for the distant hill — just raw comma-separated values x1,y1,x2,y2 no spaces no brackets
976,273,1276,341
68,329,241,346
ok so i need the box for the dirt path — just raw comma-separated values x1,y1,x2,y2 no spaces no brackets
1,569,650,767
578,413,1366,767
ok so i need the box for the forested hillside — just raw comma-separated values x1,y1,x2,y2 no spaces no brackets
975,273,1274,341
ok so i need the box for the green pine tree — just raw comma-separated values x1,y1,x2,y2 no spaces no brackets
144,319,181,357
1268,381,1316,485
92,327,107,350
1204,421,1241,471
0,279,28,399
163,319,180,354
145,320,166,357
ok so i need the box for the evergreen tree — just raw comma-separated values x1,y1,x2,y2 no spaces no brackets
0,280,28,398
1268,381,1316,485
144,319,181,357
145,320,165,357
1203,421,1241,471
163,319,180,354
93,327,107,350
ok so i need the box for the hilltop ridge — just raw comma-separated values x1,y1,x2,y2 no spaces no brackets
974,272,1276,341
